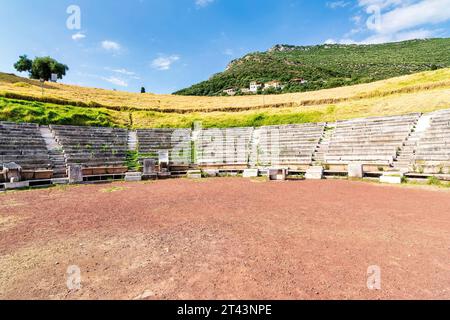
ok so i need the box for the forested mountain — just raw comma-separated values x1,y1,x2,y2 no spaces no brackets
174,38,450,96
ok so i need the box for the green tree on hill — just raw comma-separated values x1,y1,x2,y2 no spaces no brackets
13,55,69,81
13,55,32,73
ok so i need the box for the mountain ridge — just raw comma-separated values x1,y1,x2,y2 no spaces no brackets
174,38,450,96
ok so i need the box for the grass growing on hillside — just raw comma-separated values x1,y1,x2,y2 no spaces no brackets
132,109,327,128
0,68,448,113
131,88,450,128
0,68,449,128
175,38,450,96
0,97,129,127
1,85,449,129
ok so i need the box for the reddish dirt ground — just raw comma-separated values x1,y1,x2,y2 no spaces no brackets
0,178,449,300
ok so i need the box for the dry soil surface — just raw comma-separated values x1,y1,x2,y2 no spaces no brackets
0,178,449,300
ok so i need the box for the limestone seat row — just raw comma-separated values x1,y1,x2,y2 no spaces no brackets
197,127,254,167
50,125,128,168
136,129,192,167
324,114,419,165
413,110,450,173
251,123,325,167
0,121,51,171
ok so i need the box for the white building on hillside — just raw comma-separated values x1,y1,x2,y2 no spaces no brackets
264,80,283,90
249,81,263,93
223,88,237,96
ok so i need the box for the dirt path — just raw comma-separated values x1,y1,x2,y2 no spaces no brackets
0,178,449,300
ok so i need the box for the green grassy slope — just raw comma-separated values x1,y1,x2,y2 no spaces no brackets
0,68,448,129
174,38,450,96
0,97,129,127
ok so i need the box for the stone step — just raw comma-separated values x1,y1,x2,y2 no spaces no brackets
305,166,324,180
124,172,142,182
49,153,65,157
51,163,66,168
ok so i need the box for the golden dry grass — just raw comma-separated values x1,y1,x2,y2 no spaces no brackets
131,87,450,128
1,68,449,113
0,69,449,128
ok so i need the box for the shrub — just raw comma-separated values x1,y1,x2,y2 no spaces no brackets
427,176,441,186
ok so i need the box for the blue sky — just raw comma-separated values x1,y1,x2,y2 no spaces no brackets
1,0,449,93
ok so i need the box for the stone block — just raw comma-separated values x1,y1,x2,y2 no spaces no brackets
68,165,83,184
143,159,157,175
305,166,324,180
5,181,29,190
52,178,69,185
34,170,53,180
268,168,287,181
348,163,363,178
125,172,142,182
92,167,107,175
158,150,169,170
157,171,172,179
3,162,22,182
203,169,219,177
243,169,259,178
187,170,202,179
380,172,403,184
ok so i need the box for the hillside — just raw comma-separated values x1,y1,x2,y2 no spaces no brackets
174,38,450,96
0,68,449,128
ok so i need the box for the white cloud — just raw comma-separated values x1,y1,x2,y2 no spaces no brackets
351,15,363,25
368,0,450,35
336,0,450,44
101,40,121,51
72,32,86,41
324,39,337,44
102,76,128,87
151,55,180,71
106,67,136,76
326,1,351,9
360,28,437,44
195,0,214,8
357,0,406,10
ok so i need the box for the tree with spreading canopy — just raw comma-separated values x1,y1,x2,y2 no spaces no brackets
13,55,69,81
13,55,33,73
